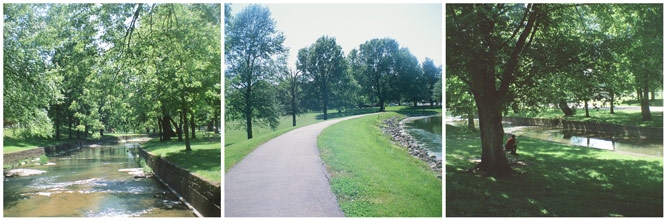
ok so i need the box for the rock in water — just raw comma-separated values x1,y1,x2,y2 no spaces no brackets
4,169,47,177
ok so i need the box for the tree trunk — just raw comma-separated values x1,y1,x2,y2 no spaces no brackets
609,92,615,114
413,100,418,107
190,113,196,139
466,109,475,131
245,82,253,139
176,112,184,142
641,82,652,120
558,99,574,116
475,96,513,177
291,92,297,127
158,117,164,141
323,83,328,120
584,100,590,118
100,129,104,137
183,107,192,151
161,115,177,141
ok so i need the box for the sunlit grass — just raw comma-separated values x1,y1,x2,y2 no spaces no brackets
141,135,221,183
319,113,441,217
446,125,663,217
224,109,380,171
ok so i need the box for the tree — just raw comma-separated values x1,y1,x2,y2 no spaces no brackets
357,38,400,112
447,4,543,177
279,68,302,126
297,36,347,120
395,47,425,107
422,58,441,106
226,4,286,139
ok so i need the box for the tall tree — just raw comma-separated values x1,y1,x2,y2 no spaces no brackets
447,4,543,177
422,58,442,106
357,38,400,112
4,4,62,138
297,36,347,120
226,4,285,139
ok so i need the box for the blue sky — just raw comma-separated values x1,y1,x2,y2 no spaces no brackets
228,3,442,69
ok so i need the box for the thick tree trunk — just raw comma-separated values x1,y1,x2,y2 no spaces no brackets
641,81,652,120
558,99,574,116
475,97,513,177
176,112,183,142
323,83,328,120
161,115,177,141
584,100,590,118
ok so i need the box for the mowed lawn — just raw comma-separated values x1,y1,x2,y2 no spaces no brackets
142,135,221,183
319,113,442,217
446,125,662,217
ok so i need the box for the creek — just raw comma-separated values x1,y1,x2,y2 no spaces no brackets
446,118,663,157
3,143,195,217
403,115,442,161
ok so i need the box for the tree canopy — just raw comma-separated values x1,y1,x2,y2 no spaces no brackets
446,3,662,177
4,3,221,151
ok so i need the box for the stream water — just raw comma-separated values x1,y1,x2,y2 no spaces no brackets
446,118,663,157
403,116,442,160
3,143,195,217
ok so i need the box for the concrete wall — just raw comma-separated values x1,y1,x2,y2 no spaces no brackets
503,117,663,139
139,148,221,217
4,148,46,166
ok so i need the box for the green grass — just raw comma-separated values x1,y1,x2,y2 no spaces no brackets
3,128,139,154
224,108,381,171
318,112,442,217
446,125,662,217
141,135,221,183
506,108,663,128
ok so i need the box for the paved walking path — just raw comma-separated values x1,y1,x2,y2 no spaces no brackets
225,114,376,217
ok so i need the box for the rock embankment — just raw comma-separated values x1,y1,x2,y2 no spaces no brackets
382,117,442,175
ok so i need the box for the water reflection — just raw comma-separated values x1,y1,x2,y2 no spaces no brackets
404,116,442,160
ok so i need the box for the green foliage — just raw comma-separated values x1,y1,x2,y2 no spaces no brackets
297,36,350,118
39,155,49,165
225,4,286,139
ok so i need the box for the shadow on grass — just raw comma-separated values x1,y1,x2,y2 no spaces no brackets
446,125,663,217
314,107,381,120
164,148,221,172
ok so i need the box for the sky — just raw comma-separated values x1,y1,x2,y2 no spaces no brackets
228,3,442,69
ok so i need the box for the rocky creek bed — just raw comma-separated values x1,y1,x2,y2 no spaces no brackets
382,117,442,176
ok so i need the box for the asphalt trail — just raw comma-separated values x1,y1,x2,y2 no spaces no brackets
225,114,375,217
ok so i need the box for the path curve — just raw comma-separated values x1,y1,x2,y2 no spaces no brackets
225,114,377,217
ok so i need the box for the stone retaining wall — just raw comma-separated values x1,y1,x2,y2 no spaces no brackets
503,117,663,139
3,148,46,166
139,148,221,217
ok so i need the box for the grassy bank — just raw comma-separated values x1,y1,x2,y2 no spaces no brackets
224,108,380,171
318,113,442,217
446,125,663,217
3,130,140,154
505,108,662,128
141,135,221,183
